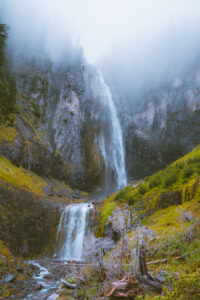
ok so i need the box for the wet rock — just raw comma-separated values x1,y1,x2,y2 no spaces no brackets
34,283,44,291
16,264,24,273
47,293,59,300
103,205,134,242
181,211,194,222
4,273,15,283
0,255,7,266
42,186,52,196
156,275,166,283
55,190,62,197
72,190,80,199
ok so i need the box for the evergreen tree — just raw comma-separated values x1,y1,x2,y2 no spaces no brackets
0,24,16,124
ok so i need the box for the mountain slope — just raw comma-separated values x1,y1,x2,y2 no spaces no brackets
97,143,200,299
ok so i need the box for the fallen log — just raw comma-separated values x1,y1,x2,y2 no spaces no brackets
105,241,163,298
147,248,200,265
147,258,167,265
60,278,77,289
141,276,162,293
104,275,143,298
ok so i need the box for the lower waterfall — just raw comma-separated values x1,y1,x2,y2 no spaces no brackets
54,203,93,261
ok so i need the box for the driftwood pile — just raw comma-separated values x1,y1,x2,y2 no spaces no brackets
104,238,163,299
104,274,143,299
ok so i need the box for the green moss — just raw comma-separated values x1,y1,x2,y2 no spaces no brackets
80,191,89,196
138,184,147,195
97,143,200,237
163,171,177,187
0,240,12,262
114,144,200,216
145,205,185,235
0,125,18,145
0,156,47,196
182,165,194,179
31,102,40,118
66,276,76,284
149,175,161,188
151,270,200,300
96,195,117,237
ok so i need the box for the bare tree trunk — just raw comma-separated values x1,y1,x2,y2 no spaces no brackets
139,243,148,276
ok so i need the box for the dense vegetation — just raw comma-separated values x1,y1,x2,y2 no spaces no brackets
0,24,16,124
97,144,200,299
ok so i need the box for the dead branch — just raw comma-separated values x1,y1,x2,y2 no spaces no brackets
104,274,143,299
147,248,200,265
60,278,77,289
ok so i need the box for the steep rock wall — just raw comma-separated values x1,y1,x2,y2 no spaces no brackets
0,55,112,191
119,68,200,180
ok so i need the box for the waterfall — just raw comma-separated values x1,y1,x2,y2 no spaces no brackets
55,203,93,261
97,71,127,191
54,71,127,261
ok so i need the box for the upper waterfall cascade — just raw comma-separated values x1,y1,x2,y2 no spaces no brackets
97,71,127,190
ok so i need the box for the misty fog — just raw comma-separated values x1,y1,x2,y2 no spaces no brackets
1,0,200,102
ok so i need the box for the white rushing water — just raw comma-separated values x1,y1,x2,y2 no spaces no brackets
55,203,93,261
97,71,127,190
55,72,127,261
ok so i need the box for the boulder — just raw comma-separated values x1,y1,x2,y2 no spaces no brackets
47,293,59,300
4,273,15,283
42,186,52,197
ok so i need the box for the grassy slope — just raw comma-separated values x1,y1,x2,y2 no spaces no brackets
98,144,200,232
98,144,200,299
0,155,73,201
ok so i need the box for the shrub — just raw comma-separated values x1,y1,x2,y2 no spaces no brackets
188,157,200,164
66,276,76,284
149,176,161,189
176,162,184,170
128,197,134,205
164,173,177,187
182,165,194,179
32,103,40,118
150,270,200,300
138,184,146,195
162,270,200,300
115,187,129,202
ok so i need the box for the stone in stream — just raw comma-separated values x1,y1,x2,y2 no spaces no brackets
4,273,15,283
34,283,44,291
47,293,59,300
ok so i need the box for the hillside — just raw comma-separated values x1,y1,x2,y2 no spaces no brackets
96,144,200,299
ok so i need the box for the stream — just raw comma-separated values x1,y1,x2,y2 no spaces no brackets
24,259,86,300
23,203,94,299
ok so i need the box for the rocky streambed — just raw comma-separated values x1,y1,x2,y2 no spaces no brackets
2,259,91,300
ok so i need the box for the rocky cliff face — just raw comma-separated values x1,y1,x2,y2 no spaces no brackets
2,50,200,191
119,67,200,180
1,54,116,192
